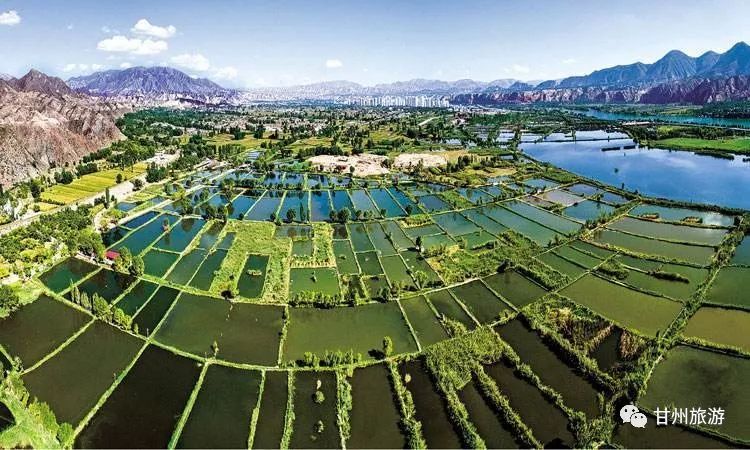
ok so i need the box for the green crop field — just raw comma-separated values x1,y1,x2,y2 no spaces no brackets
40,163,147,204
206,133,268,149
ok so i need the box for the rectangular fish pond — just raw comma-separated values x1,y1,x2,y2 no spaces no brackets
283,302,417,362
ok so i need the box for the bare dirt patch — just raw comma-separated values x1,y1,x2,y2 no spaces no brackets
393,153,447,171
308,154,389,177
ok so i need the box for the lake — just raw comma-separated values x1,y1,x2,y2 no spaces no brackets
521,138,750,210
579,108,750,129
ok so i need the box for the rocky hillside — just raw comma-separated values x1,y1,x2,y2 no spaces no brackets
640,75,750,104
0,70,124,187
535,42,750,90
68,66,233,104
453,75,750,106
453,42,750,105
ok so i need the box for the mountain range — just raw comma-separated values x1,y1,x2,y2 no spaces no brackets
247,42,750,103
0,70,124,187
2,42,750,185
53,41,750,105
239,78,533,100
454,42,750,106
68,66,234,104
66,70,526,102
531,42,750,90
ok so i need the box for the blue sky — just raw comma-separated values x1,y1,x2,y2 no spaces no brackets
0,0,748,88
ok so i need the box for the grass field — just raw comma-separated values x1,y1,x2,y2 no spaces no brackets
286,136,337,152
211,221,291,303
435,149,471,163
32,202,58,212
206,133,268,150
40,164,147,204
369,127,406,144
654,137,750,154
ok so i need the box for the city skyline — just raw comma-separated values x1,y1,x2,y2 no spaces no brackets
0,0,749,88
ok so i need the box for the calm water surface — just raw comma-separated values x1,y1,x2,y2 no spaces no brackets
580,109,750,129
521,138,750,210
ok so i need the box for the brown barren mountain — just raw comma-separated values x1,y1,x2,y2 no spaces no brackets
452,75,750,106
0,70,125,187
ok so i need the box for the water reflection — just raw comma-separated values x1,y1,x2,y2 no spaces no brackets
522,138,750,210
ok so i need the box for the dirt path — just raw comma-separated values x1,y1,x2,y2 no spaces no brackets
418,116,436,127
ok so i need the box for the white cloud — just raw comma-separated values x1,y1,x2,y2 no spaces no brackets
510,64,530,74
120,62,133,69
66,23,74,30
97,35,168,55
62,63,105,73
168,53,239,81
131,39,167,55
213,66,238,80
562,58,577,64
170,53,211,72
0,10,21,26
131,19,176,39
325,59,343,69
101,25,112,33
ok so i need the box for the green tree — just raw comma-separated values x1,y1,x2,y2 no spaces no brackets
286,208,297,223
203,204,217,219
0,285,21,314
76,229,105,259
114,247,133,273
30,181,42,199
413,270,428,289
130,255,144,277
112,307,132,330
57,423,74,446
337,208,351,223
383,336,393,357
92,294,111,320
253,123,265,139
104,187,111,208
80,292,92,310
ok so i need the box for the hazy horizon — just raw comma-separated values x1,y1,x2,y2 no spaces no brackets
1,0,748,88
